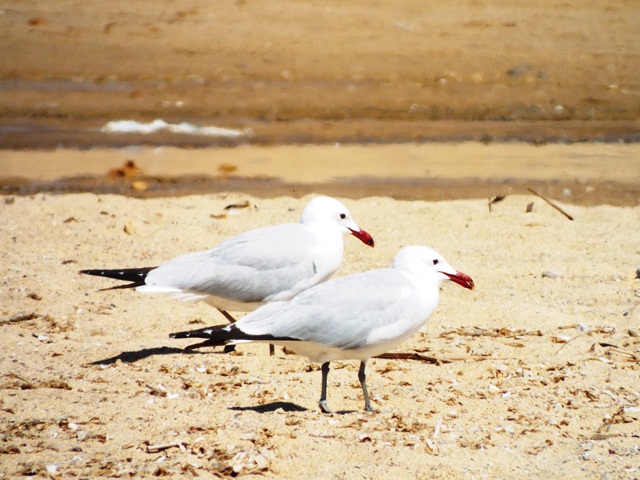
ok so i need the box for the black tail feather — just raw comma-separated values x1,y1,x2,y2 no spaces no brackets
170,324,297,350
170,325,231,341
79,267,156,289
171,324,240,351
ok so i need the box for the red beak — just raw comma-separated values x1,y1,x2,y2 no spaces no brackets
348,228,375,247
443,271,475,290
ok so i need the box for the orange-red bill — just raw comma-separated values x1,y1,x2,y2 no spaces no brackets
349,228,375,247
443,271,475,290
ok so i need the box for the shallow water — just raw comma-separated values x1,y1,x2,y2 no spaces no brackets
1,143,638,206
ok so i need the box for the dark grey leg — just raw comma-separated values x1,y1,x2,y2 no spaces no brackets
218,309,237,323
358,361,374,412
318,362,335,414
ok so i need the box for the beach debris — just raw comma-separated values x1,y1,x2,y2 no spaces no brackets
123,220,135,235
27,17,47,26
440,326,543,339
145,441,187,454
218,163,238,175
109,160,141,178
542,270,562,279
506,64,532,77
488,195,506,212
1,312,38,325
527,188,574,220
376,352,452,364
131,180,148,192
0,373,72,390
211,200,252,219
224,200,251,211
230,448,272,474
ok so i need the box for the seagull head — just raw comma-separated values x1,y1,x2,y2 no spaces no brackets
300,196,374,247
393,246,474,289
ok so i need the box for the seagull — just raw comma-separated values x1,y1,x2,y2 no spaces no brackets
80,197,374,336
170,246,474,413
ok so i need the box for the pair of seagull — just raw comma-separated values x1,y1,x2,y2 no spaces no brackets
82,196,474,413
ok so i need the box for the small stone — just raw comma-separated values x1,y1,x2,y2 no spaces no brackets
542,270,562,279
123,220,135,235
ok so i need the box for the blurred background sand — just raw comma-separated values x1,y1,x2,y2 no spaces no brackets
0,0,639,204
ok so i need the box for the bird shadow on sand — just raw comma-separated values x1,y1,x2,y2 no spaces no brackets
86,345,205,365
230,403,363,415
229,402,308,413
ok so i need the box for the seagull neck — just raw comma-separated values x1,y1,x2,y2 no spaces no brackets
400,269,442,299
308,223,345,244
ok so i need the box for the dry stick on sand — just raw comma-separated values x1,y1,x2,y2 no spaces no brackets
375,352,511,363
527,188,574,221
146,441,187,453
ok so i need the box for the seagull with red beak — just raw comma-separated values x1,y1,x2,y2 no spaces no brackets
81,196,374,333
171,246,474,413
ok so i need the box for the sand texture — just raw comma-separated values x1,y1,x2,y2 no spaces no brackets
2,193,639,478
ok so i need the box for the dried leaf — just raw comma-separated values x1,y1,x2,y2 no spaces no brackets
131,180,148,192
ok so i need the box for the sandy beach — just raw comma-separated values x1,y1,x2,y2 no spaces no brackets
1,0,640,478
2,193,640,478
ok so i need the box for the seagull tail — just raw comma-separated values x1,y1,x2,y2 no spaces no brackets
170,324,296,350
79,267,156,289
170,324,239,351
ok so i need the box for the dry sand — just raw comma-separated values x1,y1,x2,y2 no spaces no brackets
2,193,640,478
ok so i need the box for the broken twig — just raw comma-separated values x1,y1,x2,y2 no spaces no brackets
146,441,186,453
375,352,510,364
527,188,574,221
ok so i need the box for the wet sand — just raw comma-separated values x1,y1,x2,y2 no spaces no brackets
2,142,639,206
1,0,640,148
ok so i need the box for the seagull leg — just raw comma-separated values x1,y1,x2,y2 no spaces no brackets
358,361,374,412
218,309,237,323
318,362,335,414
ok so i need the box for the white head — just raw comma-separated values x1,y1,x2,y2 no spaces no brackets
393,246,474,289
299,196,374,247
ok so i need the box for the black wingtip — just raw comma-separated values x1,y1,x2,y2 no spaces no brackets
79,266,156,285
170,324,298,350
170,325,232,351
170,325,221,340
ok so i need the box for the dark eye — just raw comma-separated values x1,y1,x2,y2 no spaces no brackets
339,213,346,220
432,259,439,265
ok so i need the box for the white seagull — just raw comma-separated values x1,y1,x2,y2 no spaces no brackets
170,246,474,413
81,196,374,331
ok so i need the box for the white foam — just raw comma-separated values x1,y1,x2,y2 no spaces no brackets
100,119,250,138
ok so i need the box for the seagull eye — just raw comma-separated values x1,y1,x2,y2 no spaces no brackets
339,213,346,220
432,259,439,265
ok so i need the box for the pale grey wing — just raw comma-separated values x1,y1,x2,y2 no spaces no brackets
238,269,421,350
145,223,321,302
